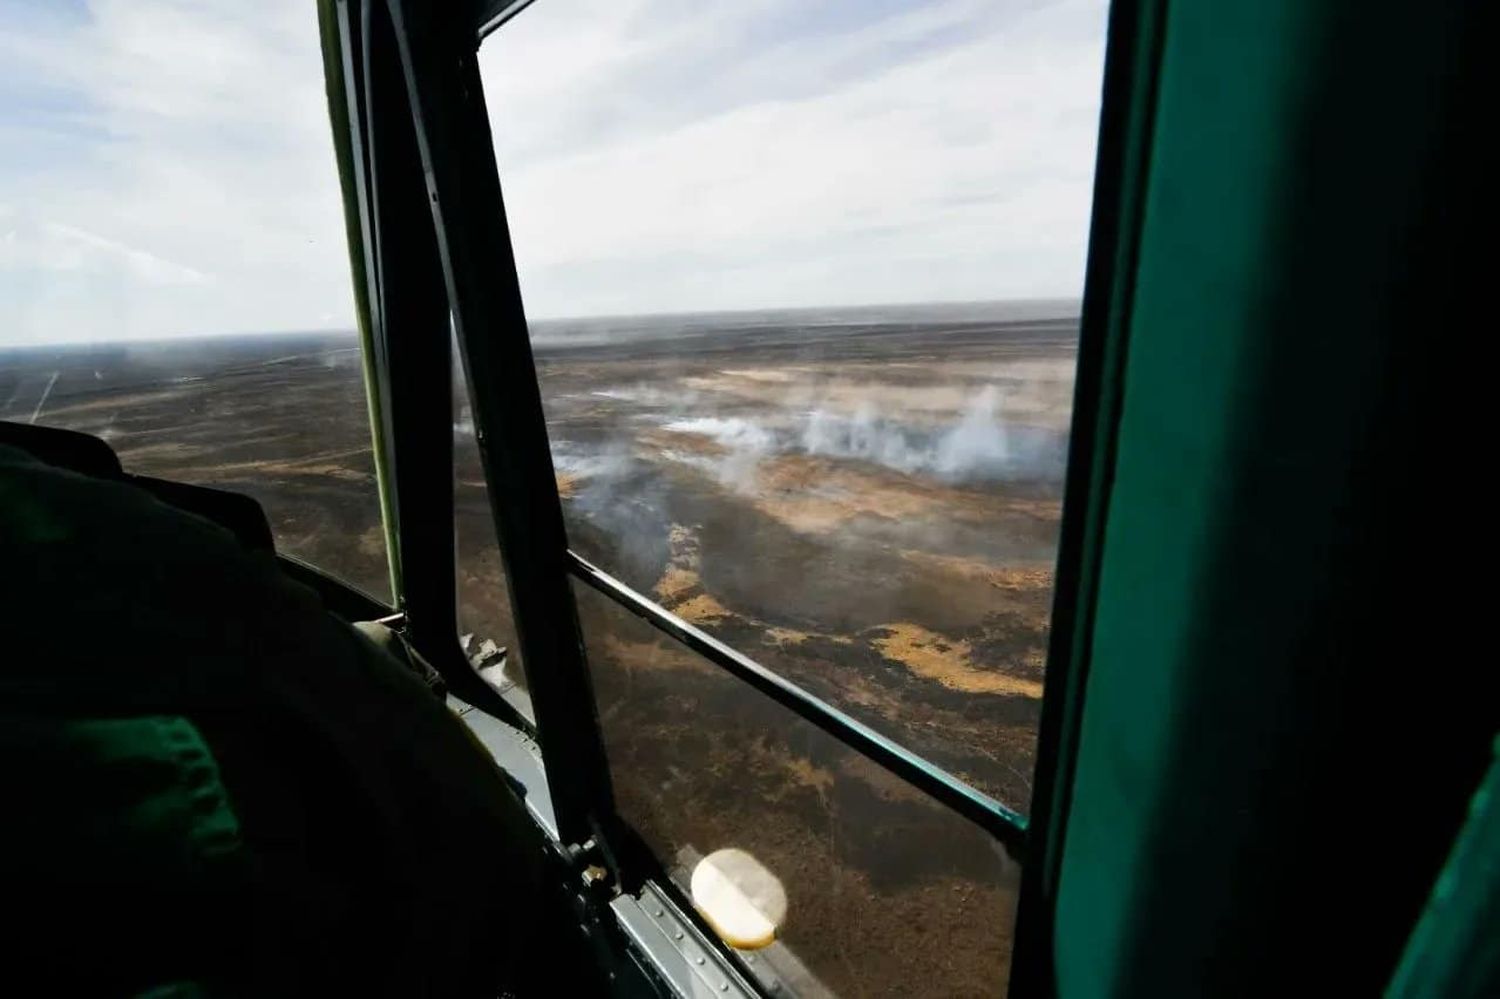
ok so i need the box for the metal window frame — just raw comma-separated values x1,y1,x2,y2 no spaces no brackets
323,0,1143,993
569,551,1027,850
323,3,1492,995
381,0,622,850
398,0,1035,853
327,0,537,736
1007,0,1159,992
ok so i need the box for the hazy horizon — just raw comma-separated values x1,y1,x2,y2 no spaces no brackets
1,296,1084,350
2,0,1105,348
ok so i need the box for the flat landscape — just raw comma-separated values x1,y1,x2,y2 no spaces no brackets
3,301,1077,996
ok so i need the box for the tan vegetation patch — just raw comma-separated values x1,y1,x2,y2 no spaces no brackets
873,623,1043,698
555,471,578,498
750,495,849,534
747,456,1063,536
783,756,835,798
678,359,1076,431
752,456,935,532
652,523,729,624
902,551,1054,594
644,427,730,461
654,523,705,606
645,424,1059,538
673,592,731,623
655,565,700,604
764,626,813,647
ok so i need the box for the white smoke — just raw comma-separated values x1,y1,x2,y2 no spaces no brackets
552,446,634,481
320,346,362,369
934,386,1014,479
803,401,928,475
592,385,702,407
661,416,775,454
659,416,773,491
800,386,1058,482
641,386,1064,490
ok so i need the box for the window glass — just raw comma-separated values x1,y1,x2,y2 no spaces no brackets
576,582,1020,996
480,0,1107,811
0,1,389,600
455,355,531,719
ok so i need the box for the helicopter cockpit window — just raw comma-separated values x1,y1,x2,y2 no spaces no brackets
469,0,1108,989
0,2,391,602
575,580,1022,996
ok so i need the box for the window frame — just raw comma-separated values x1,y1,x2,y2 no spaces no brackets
321,0,1143,993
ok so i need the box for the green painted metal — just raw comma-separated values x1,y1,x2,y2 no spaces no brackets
1387,737,1500,999
319,0,402,605
1046,1,1489,995
1009,4,1166,985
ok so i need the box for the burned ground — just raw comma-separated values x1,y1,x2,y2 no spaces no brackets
4,304,1075,996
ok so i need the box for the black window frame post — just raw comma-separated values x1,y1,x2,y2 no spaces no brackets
322,0,1140,992
329,0,535,731
381,0,620,851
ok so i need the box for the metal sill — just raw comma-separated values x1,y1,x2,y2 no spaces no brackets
452,684,557,842
613,882,760,999
453,694,790,998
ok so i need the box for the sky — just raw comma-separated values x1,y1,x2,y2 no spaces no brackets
0,0,1108,346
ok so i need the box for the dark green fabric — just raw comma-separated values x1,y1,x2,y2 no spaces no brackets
2,714,246,995
1,443,553,995
3,714,242,883
1050,2,1488,996
134,986,213,999
1387,739,1500,999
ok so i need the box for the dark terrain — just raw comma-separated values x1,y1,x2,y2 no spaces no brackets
2,302,1076,997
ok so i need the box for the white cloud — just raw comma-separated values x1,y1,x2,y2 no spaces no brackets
482,0,1109,317
1,0,352,345
0,0,1108,344
0,219,209,285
